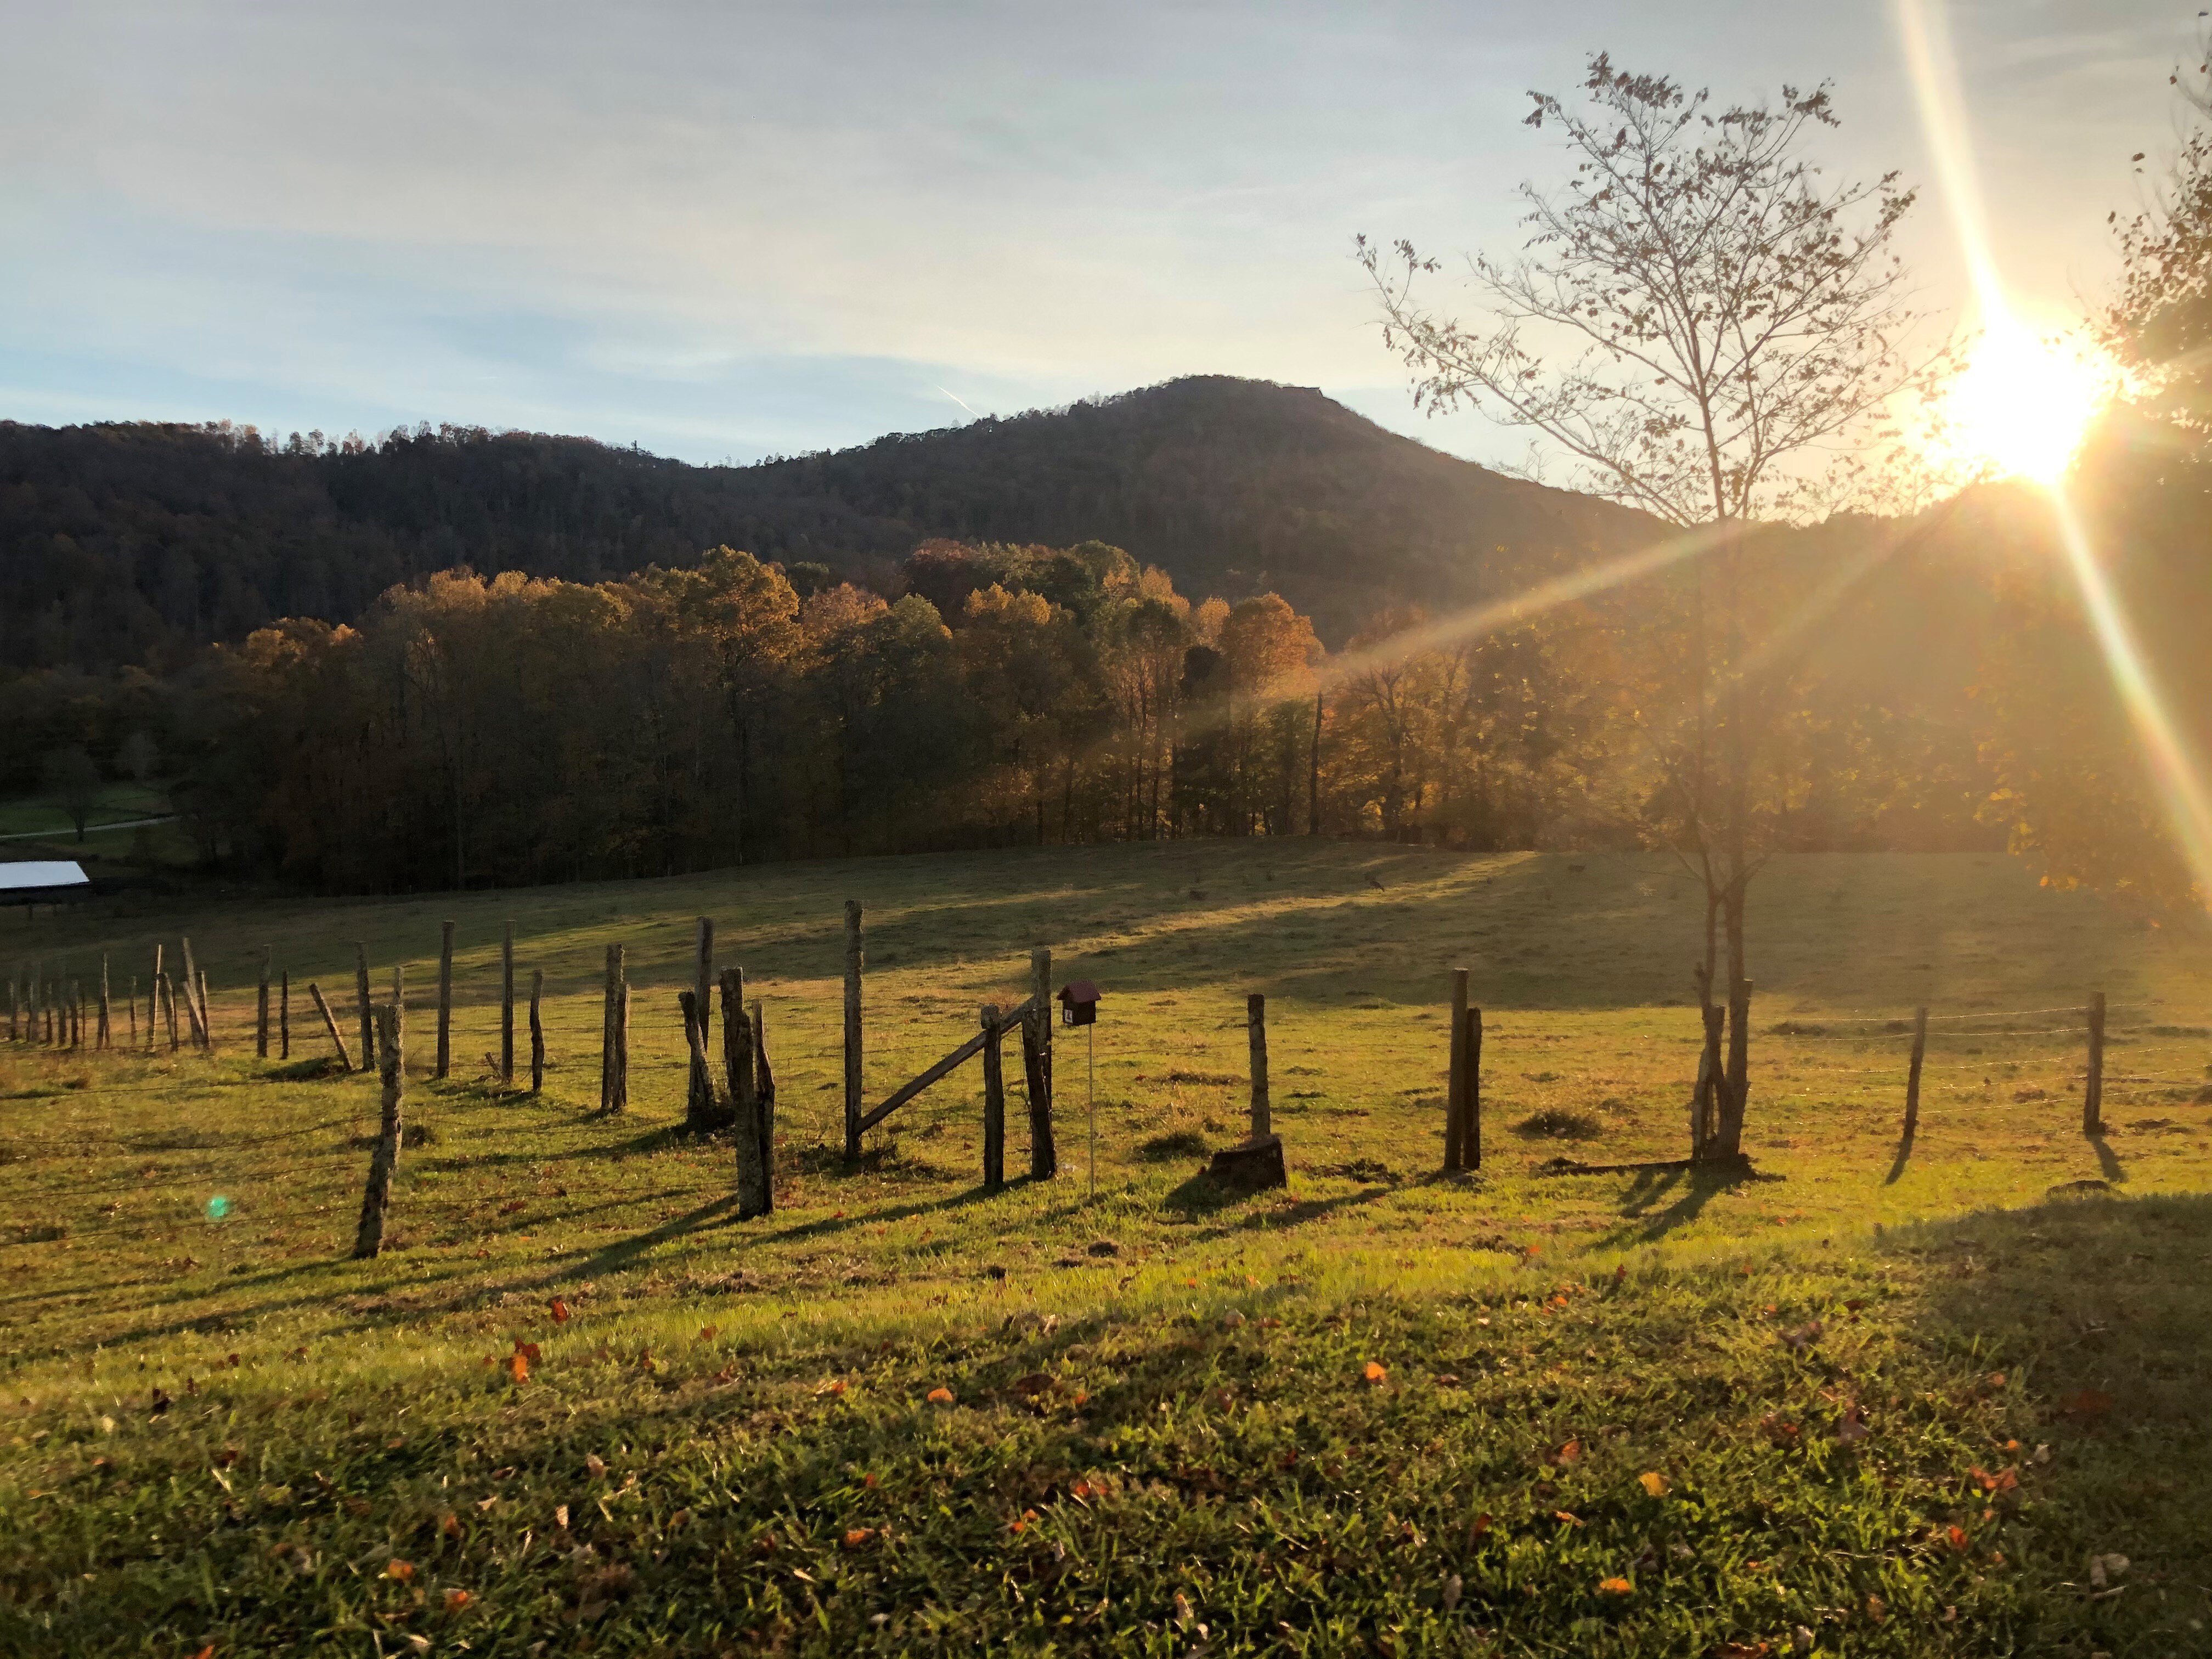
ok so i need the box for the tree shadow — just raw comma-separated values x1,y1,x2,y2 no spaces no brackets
2088,1132,2125,1183
1883,1130,1915,1186
1592,1160,1776,1249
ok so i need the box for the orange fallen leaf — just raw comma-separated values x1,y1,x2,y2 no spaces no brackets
1554,1439,1582,1465
514,1340,541,1364
386,1559,415,1582
442,1588,471,1613
506,1353,529,1385
550,1297,571,1324
927,1387,955,1404
698,1325,718,1342
1638,1471,1668,1497
440,1512,462,1539
1362,1362,1387,1385
815,1378,848,1397
1554,1510,1582,1527
843,1527,875,1549
1971,1465,2019,1494
1470,1513,1492,1539
1598,1576,1633,1595
1947,1525,1971,1553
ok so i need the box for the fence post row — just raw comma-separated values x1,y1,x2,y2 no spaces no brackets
352,1002,404,1260
843,900,864,1163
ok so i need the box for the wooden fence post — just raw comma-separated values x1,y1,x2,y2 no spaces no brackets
694,914,714,1060
1446,968,1469,1170
280,969,290,1060
436,920,454,1079
256,947,271,1058
1904,1006,1927,1138
752,997,776,1204
352,1002,403,1259
725,969,769,1218
678,990,716,1131
71,983,82,1050
843,900,864,1162
1466,1006,1483,1169
500,922,516,1087
600,945,617,1111
127,975,138,1046
1025,946,1056,1180
98,955,111,1050
981,1003,1006,1192
308,981,351,1071
162,972,180,1053
1248,992,1271,1141
197,970,212,1052
149,946,162,1048
529,969,545,1093
2084,990,2106,1135
689,918,716,1125
177,939,207,1048
354,943,375,1072
611,946,629,1113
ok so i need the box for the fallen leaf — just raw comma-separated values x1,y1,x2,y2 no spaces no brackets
1971,1466,2019,1494
441,1513,462,1539
554,1504,569,1528
2061,1388,2113,1420
550,1298,571,1324
814,1378,847,1397
1598,1576,1633,1595
386,1559,416,1582
1362,1362,1387,1385
698,1325,717,1342
442,1588,470,1613
843,1527,875,1549
1835,1404,1870,1444
1554,1509,1583,1527
514,1341,541,1365
1946,1525,1971,1553
585,1453,608,1479
927,1387,955,1405
1639,1471,1668,1497
1554,1439,1582,1465
1435,1373,1462,1386
506,1353,529,1385
1441,1572,1462,1610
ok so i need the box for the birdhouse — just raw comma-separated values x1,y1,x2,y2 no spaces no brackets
1057,980,1102,1028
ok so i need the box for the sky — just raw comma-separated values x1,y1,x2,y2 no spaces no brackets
0,0,2200,468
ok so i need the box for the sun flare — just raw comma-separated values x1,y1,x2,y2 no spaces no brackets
1945,312,2111,484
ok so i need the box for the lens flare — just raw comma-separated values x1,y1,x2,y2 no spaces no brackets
205,1195,231,1221
1947,312,2110,483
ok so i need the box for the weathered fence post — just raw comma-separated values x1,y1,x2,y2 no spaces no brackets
279,969,290,1060
981,1003,1006,1192
688,918,716,1125
752,996,776,1199
352,1002,403,1259
127,975,138,1046
308,981,351,1071
1904,1005,1927,1138
97,956,111,1050
436,920,454,1079
724,969,769,1218
679,990,717,1131
500,922,516,1087
71,983,82,1050
196,969,212,1052
600,945,617,1111
694,915,714,1059
528,969,545,1093
1248,992,1271,1141
148,946,162,1048
1026,946,1056,1180
354,943,375,1072
1446,968,1469,1171
1465,1005,1483,1170
161,972,180,1053
843,900,864,1163
2084,990,2106,1135
256,947,271,1058
179,938,207,1048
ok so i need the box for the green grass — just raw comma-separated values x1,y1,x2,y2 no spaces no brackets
0,782,171,840
2,842,2210,1654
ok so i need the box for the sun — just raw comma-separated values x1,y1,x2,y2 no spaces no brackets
1944,312,2112,484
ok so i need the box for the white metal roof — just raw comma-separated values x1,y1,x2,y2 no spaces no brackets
0,861,91,891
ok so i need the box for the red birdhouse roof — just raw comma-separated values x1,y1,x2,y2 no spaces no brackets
1058,980,1102,1005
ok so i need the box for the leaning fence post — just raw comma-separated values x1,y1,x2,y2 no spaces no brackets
1446,968,1469,1170
436,920,454,1080
528,969,545,1093
1466,1006,1483,1169
196,970,212,1053
843,900,864,1162
751,997,776,1204
981,1003,1006,1192
1026,946,1056,1180
2084,990,2106,1135
1904,1006,1927,1138
354,944,375,1072
352,1003,403,1259
256,947,271,1059
1248,992,1271,1141
162,972,180,1053
308,981,351,1071
500,922,516,1087
279,969,291,1060
98,955,111,1050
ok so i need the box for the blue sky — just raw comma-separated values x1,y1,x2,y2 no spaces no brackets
0,1,2197,466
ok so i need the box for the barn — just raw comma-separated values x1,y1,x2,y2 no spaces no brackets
1,860,93,912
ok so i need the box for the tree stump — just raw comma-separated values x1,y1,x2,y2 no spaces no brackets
1207,1133,1287,1193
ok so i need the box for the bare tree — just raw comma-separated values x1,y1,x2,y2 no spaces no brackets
45,748,102,843
1359,54,1943,1154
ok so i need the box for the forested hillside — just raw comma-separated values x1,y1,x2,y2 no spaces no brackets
0,377,1650,676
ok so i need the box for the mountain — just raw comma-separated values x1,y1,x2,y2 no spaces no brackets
0,376,1657,672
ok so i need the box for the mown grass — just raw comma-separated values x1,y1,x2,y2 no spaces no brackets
2,840,2210,1655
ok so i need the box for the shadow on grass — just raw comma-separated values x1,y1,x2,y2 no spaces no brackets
1593,1160,1779,1249
2089,1132,2126,1183
1883,1131,1915,1186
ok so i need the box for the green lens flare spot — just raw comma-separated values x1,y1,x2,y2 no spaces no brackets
205,1195,232,1221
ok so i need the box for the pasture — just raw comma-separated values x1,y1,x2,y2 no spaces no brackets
3,840,2210,1656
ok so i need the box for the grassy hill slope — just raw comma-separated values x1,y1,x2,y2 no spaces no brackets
3,842,2209,1654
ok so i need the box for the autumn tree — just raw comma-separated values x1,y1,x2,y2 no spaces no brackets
1361,53,1939,1154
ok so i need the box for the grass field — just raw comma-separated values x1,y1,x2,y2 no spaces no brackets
3,840,2210,1655
0,783,172,841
